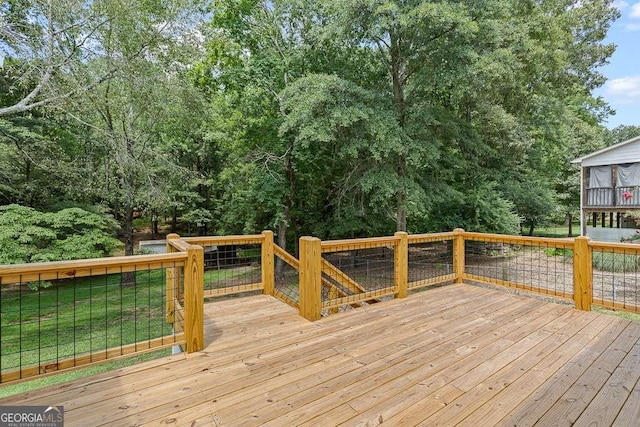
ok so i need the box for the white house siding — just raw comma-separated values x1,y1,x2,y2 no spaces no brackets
581,138,640,167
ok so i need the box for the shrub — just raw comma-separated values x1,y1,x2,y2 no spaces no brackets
544,248,573,257
0,204,122,264
592,251,640,273
620,229,640,244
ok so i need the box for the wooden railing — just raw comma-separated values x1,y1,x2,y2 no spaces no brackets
299,231,462,320
296,230,640,320
615,186,640,206
165,235,204,353
462,232,575,302
0,251,191,383
589,240,640,313
3,228,640,383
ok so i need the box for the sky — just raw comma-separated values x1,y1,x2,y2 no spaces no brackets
594,1,640,129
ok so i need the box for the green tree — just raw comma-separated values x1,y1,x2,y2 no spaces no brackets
326,0,480,231
201,0,327,250
605,125,640,144
65,0,207,255
0,0,205,117
0,204,122,264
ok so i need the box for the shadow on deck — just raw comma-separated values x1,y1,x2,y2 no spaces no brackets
2,283,640,426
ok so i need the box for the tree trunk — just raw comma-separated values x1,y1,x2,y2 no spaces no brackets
275,143,295,281
275,219,287,282
396,157,407,232
567,213,573,237
121,205,136,286
152,211,158,238
528,222,535,237
171,205,177,233
390,30,407,232
122,131,136,285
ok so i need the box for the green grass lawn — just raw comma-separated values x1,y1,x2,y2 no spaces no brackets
532,224,579,238
203,265,261,289
1,269,174,377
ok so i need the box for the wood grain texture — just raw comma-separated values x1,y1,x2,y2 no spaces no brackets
299,236,322,321
394,231,408,298
184,244,204,352
261,230,274,296
454,228,466,283
0,252,186,285
2,284,639,427
574,236,593,311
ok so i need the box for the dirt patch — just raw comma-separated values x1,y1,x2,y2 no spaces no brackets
466,247,640,311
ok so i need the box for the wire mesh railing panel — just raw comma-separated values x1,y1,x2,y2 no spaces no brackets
321,242,396,310
463,237,574,300
200,243,262,297
408,240,455,289
0,261,183,383
591,246,640,313
274,256,299,307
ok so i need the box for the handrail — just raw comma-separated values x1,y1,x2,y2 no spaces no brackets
0,252,188,285
5,228,640,384
589,240,640,253
463,232,574,247
408,232,455,244
181,234,263,246
321,235,399,252
274,244,299,269
0,249,192,384
168,238,192,252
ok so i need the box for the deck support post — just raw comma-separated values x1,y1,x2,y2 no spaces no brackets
573,236,592,311
262,230,275,296
395,231,408,298
453,228,466,283
299,236,322,321
184,243,204,352
165,233,180,323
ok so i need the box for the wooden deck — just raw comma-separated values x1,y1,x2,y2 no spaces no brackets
2,283,640,426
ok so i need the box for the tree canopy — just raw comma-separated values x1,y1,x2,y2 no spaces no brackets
0,0,628,259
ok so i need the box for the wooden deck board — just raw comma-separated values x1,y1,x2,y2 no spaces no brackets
1,284,639,426
462,315,628,425
508,319,640,426
419,313,614,426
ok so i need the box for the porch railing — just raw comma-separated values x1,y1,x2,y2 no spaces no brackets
2,229,640,384
0,252,190,383
587,186,640,207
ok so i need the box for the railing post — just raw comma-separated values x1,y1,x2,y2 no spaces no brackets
453,228,465,283
165,233,180,323
262,230,275,296
573,236,592,311
395,231,408,298
299,236,322,321
184,244,204,352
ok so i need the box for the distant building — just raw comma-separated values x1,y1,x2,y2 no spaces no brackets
572,135,640,242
